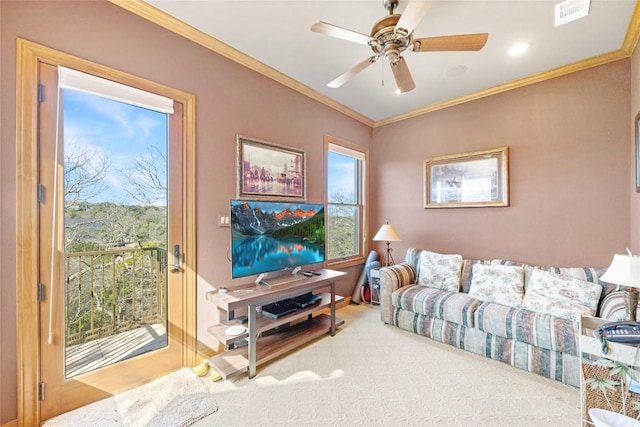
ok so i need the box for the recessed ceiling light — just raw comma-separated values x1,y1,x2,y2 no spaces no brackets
444,65,468,77
508,43,529,56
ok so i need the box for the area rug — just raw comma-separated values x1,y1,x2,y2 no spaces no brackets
45,367,218,427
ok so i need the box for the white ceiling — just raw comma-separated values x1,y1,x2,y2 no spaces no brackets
145,0,636,124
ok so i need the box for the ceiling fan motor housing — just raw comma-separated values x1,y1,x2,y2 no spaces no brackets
370,14,413,62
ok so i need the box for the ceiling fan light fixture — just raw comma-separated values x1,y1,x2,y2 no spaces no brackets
383,45,401,62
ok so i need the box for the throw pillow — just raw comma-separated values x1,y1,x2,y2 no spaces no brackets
417,250,463,292
598,290,640,321
521,269,602,322
468,264,525,308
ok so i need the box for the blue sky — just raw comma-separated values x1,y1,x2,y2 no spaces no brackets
62,89,168,206
327,151,356,203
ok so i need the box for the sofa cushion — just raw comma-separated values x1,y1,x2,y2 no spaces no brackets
598,290,640,321
404,247,424,275
491,259,522,267
474,303,579,355
460,259,491,293
468,264,525,308
521,269,602,322
392,285,482,327
417,250,463,292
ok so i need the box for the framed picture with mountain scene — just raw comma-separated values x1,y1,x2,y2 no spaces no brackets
236,135,306,201
424,146,509,208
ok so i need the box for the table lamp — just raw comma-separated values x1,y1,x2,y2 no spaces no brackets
373,222,401,267
600,250,640,321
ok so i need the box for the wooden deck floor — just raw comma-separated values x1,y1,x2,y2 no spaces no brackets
65,324,167,378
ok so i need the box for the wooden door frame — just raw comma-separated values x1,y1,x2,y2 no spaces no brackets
15,38,197,426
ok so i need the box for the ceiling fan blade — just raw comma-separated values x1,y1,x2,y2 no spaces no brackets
390,57,416,94
395,0,431,37
327,56,380,88
311,21,376,45
412,33,489,52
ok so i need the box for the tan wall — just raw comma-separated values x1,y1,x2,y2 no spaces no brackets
0,1,371,423
631,47,640,253
372,59,631,268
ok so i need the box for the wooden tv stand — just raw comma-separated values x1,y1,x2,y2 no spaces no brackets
205,268,346,379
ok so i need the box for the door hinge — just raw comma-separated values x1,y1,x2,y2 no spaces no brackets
38,84,44,103
37,183,44,203
38,283,45,302
38,382,45,401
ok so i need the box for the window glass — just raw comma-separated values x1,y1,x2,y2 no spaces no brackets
326,141,366,262
327,151,356,205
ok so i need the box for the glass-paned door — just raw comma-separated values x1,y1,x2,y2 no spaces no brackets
38,63,185,421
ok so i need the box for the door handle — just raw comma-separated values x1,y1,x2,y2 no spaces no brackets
170,244,182,273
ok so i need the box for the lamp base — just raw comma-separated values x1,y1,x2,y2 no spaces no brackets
383,242,395,267
625,288,639,321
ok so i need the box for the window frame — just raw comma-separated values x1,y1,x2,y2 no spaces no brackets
324,135,368,268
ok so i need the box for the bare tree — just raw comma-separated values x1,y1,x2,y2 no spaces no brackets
119,146,167,206
64,144,109,209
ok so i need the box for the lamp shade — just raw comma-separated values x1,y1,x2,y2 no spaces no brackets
600,254,640,288
373,223,401,242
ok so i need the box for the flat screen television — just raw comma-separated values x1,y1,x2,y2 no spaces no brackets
230,200,326,280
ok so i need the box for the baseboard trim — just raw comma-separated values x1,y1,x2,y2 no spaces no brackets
1,419,18,427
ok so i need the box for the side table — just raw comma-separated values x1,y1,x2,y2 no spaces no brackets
580,316,640,425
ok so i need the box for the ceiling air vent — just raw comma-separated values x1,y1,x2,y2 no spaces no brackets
555,0,591,27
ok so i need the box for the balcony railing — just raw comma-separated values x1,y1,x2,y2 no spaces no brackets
64,247,167,347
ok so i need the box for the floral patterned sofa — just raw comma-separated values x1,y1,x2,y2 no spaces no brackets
379,248,618,387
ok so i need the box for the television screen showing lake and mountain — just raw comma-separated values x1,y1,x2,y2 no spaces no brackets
230,200,325,279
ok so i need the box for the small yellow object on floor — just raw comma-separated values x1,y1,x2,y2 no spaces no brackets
210,369,222,382
192,360,209,377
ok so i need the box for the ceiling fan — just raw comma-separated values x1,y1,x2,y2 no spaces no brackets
311,0,488,93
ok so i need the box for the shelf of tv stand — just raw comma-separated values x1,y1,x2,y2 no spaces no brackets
208,313,344,379
207,292,342,346
205,268,346,379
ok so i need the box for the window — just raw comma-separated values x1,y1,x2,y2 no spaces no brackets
325,136,367,264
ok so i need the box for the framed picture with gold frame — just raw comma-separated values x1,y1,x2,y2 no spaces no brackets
236,135,306,201
424,146,509,208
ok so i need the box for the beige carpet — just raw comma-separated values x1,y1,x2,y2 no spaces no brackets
45,367,217,427
195,304,580,426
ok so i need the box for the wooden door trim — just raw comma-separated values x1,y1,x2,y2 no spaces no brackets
15,38,197,426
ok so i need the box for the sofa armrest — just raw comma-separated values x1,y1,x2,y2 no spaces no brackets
379,262,416,324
